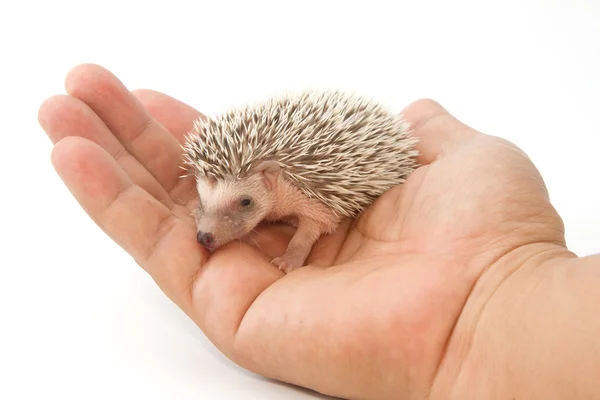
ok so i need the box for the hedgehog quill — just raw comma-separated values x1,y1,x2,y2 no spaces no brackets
181,90,420,273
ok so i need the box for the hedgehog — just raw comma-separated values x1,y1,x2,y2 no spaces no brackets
181,90,420,273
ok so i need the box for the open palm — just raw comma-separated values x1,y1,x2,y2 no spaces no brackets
39,64,567,400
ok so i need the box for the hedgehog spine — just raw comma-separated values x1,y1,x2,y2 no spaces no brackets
182,89,419,218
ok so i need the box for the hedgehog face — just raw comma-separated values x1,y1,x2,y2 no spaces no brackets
192,170,278,250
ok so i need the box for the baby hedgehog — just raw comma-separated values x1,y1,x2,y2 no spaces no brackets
181,90,419,273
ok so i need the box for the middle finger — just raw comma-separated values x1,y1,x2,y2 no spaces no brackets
39,94,174,206
65,64,186,196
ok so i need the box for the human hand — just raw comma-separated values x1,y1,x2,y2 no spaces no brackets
39,64,570,399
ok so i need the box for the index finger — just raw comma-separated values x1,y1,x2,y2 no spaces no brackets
51,135,205,315
50,135,284,358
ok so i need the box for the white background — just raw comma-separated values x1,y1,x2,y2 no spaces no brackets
1,0,598,399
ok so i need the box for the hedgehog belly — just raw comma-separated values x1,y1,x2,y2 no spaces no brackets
265,174,344,235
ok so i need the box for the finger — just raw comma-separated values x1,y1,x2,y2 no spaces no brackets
400,99,480,165
191,245,282,356
65,64,185,195
243,223,296,259
131,89,206,206
38,94,174,207
51,136,205,314
132,89,204,143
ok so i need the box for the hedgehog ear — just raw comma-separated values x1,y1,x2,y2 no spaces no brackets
205,175,217,188
254,161,281,191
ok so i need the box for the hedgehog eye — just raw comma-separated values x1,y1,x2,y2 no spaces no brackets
240,197,252,207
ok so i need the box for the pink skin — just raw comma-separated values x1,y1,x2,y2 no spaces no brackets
193,161,342,273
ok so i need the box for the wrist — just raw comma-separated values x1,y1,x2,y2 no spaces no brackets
430,243,600,399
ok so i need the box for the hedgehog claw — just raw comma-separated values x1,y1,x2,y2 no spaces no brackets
271,255,303,274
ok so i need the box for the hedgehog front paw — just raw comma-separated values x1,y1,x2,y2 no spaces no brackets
271,253,304,274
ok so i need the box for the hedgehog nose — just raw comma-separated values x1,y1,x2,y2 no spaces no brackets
197,231,215,248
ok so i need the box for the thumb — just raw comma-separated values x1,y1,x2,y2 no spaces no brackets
400,99,481,165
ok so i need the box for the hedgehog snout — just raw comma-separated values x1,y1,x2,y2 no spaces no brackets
197,231,216,249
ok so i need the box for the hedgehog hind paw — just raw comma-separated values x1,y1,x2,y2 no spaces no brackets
271,254,305,274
